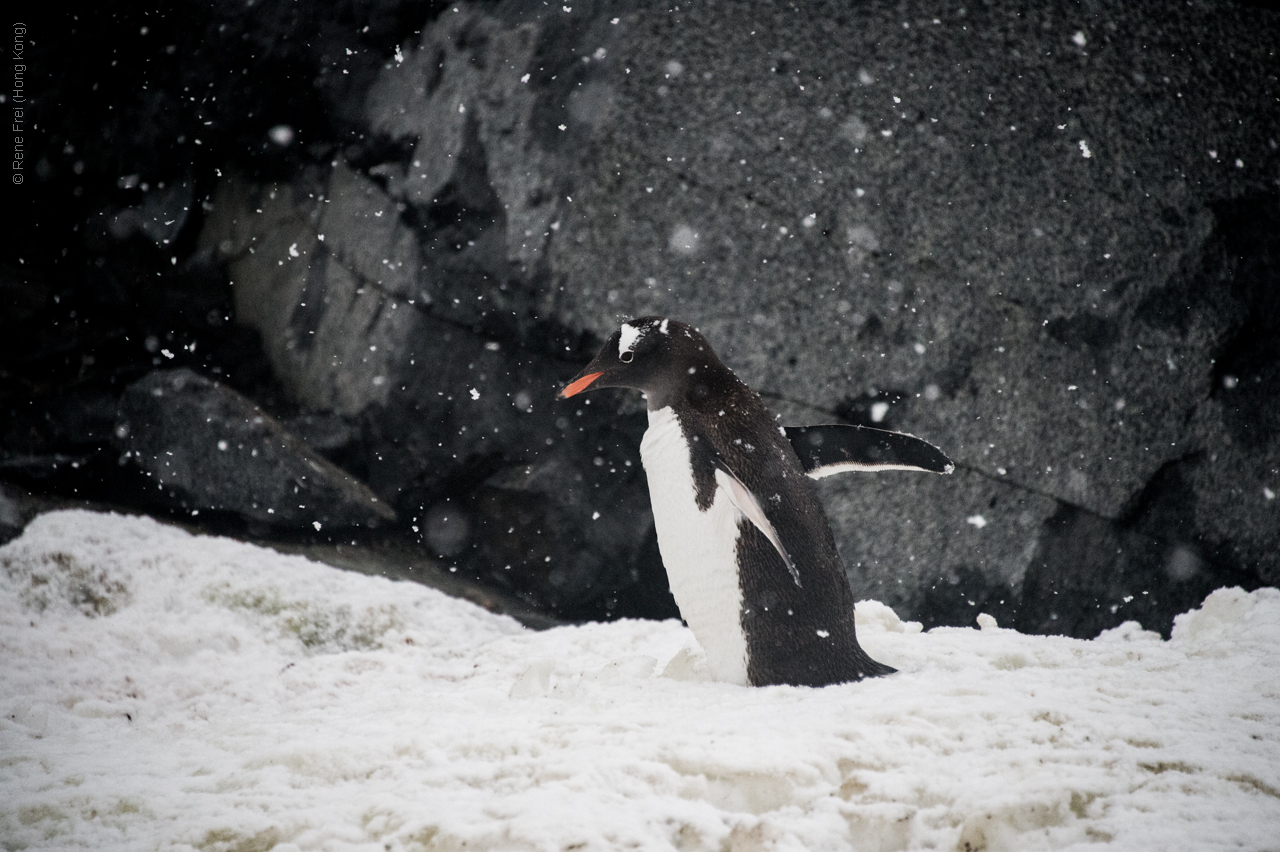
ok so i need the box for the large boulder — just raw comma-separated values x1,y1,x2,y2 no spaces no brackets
115,369,395,529
198,160,674,619
197,0,1279,635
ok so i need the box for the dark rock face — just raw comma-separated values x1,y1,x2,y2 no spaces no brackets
7,0,1278,635
536,2,1280,626
116,369,395,528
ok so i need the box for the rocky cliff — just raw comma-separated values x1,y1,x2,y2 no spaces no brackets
6,0,1277,634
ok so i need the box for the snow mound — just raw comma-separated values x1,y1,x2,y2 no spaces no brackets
1171,585,1280,651
2,510,1278,852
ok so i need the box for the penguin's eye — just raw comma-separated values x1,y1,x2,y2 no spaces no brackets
620,351,634,363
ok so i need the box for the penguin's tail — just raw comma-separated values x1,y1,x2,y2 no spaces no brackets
855,657,898,679
849,639,901,680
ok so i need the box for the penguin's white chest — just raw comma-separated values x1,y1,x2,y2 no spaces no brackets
640,406,749,685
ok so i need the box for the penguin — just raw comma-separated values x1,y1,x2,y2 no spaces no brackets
558,316,952,688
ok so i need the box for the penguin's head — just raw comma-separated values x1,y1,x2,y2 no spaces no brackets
558,316,717,408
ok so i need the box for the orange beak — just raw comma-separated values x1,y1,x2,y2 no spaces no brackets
558,371,604,399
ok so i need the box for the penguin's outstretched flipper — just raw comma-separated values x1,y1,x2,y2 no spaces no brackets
785,425,954,479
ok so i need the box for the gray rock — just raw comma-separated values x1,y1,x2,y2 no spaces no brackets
195,0,1279,634
547,1,1274,517
462,453,672,618
815,467,1058,622
197,159,673,618
281,412,358,456
535,0,1280,628
115,369,395,528
1016,505,1222,640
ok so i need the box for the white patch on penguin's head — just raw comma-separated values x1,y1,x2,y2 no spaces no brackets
619,318,668,359
618,322,644,358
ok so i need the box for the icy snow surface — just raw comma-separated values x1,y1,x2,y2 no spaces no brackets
2,511,1279,851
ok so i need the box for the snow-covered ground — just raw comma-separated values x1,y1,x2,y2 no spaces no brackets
2,511,1278,852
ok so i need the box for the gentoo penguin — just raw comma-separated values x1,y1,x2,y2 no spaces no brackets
559,316,952,688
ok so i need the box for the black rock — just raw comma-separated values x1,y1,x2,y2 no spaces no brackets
0,484,57,547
